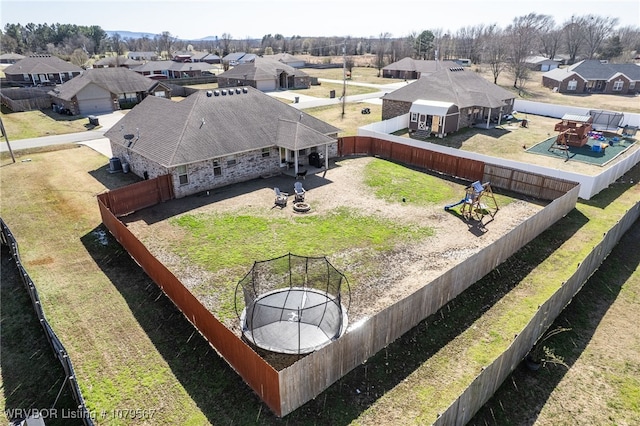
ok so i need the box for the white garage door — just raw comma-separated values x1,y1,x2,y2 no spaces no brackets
256,80,276,91
78,97,113,115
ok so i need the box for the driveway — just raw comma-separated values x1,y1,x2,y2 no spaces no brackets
1,110,126,158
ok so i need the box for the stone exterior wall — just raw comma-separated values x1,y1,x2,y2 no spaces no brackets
382,99,411,121
110,142,339,198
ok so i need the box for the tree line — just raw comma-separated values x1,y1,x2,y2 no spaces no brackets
2,13,639,88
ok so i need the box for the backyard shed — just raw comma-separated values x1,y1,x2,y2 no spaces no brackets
409,99,459,137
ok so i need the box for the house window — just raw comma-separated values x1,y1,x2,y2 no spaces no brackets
262,147,270,158
176,165,188,185
154,91,166,97
630,81,636,90
226,158,237,167
119,92,137,103
567,79,578,91
612,80,624,91
23,73,29,81
298,149,307,156
410,112,418,122
212,159,222,176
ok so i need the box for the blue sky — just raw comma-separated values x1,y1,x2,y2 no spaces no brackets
2,0,638,40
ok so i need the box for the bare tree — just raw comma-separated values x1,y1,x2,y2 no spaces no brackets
69,48,88,67
563,15,587,64
374,32,391,77
456,25,485,62
505,13,550,89
582,15,619,59
220,32,233,56
156,31,176,59
483,25,508,84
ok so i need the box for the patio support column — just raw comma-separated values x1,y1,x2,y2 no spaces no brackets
294,150,299,174
486,108,491,128
324,144,329,169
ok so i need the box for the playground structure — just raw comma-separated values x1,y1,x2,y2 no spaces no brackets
552,114,593,148
444,181,499,221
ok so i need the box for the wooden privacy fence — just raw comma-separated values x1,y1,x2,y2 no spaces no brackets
98,174,174,217
339,136,577,200
0,218,94,426
277,184,580,416
434,199,640,426
96,190,282,416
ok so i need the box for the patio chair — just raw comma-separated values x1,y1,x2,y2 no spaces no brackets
294,181,306,202
274,187,288,208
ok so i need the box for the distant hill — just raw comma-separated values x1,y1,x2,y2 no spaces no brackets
106,30,218,41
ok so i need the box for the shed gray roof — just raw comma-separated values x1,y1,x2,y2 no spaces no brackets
50,67,160,101
218,57,308,80
104,87,340,167
94,56,142,67
131,60,213,73
382,67,514,109
4,54,83,75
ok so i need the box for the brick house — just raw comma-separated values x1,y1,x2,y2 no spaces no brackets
217,57,310,91
49,67,171,115
104,87,340,198
131,60,214,79
3,54,83,86
381,66,515,137
542,60,640,94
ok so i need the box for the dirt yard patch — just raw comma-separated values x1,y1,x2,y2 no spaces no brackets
122,156,545,364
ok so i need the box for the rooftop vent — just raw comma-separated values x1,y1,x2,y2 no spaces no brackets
214,90,220,96
221,89,227,95
235,88,242,94
242,87,248,93
206,90,213,97
228,88,234,95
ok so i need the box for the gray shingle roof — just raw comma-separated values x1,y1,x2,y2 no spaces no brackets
218,57,308,80
568,60,640,81
131,60,213,73
104,87,340,167
50,67,159,100
4,54,83,75
382,67,514,108
383,58,458,74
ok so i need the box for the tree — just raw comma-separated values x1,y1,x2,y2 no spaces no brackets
156,31,176,59
505,13,551,89
599,35,623,60
374,32,391,77
69,48,88,67
412,30,434,60
582,15,619,59
563,15,587,64
483,25,508,84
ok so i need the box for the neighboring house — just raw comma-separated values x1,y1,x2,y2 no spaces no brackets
382,58,459,79
525,55,561,71
269,53,306,68
131,60,214,79
222,52,256,66
542,59,640,94
0,53,25,64
217,57,310,91
104,87,341,198
49,67,170,116
381,66,515,137
3,54,83,86
127,51,158,61
202,53,221,64
93,56,142,68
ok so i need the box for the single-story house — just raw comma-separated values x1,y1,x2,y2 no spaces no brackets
131,60,214,79
49,67,171,116
382,58,459,79
104,86,341,198
0,53,25,64
202,53,221,64
525,55,561,71
269,53,306,68
542,59,640,94
217,57,310,91
382,66,515,137
93,56,142,68
222,52,256,66
3,54,83,86
127,51,159,61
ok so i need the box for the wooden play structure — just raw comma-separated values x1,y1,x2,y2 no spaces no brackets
444,181,499,221
552,114,593,148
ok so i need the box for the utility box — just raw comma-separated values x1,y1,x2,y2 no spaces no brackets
88,115,99,126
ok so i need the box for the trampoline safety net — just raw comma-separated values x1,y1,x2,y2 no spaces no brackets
235,253,350,354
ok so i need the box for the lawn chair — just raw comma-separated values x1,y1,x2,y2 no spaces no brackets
274,187,288,208
294,181,305,202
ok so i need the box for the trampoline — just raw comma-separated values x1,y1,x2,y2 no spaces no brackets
235,253,350,355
